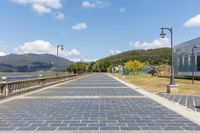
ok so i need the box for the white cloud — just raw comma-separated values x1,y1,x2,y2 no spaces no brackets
0,42,6,56
0,52,5,56
81,0,109,9
184,14,200,28
32,3,51,14
130,38,170,50
110,49,122,55
55,12,64,20
66,49,81,56
82,1,96,9
15,40,55,54
12,0,62,14
72,23,88,30
14,40,81,58
12,0,29,5
70,58,98,62
83,58,98,62
119,8,126,13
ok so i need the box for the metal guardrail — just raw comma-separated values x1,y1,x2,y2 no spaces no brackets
0,74,80,97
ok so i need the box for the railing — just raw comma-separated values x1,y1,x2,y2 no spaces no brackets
0,74,80,97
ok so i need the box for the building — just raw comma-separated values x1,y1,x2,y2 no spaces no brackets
174,37,200,77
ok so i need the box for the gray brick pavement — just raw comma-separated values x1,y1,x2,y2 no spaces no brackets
29,87,143,96
157,93,200,113
0,73,200,131
0,98,200,131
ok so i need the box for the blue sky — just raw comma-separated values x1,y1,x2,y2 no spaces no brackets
1,0,200,61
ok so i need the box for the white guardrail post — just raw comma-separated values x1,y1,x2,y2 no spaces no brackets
2,83,9,97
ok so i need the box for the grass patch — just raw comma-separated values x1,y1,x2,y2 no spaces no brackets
115,74,200,96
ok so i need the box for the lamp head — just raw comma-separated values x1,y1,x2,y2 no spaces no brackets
61,46,64,51
160,28,166,38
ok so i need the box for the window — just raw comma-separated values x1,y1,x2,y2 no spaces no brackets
183,56,189,72
188,55,193,71
178,57,183,72
197,56,200,71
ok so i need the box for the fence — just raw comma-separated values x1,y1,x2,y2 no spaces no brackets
0,74,81,97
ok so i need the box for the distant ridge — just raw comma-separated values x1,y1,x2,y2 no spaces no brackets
98,48,171,65
0,53,73,72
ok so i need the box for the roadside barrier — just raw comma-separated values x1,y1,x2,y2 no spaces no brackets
0,74,81,97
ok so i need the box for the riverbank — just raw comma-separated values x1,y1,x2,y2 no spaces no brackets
0,71,65,81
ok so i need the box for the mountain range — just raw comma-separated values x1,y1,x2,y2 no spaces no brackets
98,48,171,66
0,54,73,72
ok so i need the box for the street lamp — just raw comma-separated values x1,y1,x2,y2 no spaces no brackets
192,45,200,84
56,45,64,76
80,58,84,74
160,27,178,93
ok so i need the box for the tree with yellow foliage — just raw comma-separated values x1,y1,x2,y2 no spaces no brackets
125,60,145,74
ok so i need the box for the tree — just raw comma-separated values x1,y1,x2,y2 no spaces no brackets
98,48,171,66
95,61,110,72
67,62,87,73
87,62,95,72
68,61,111,73
125,60,145,74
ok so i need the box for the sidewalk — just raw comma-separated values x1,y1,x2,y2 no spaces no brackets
157,93,200,113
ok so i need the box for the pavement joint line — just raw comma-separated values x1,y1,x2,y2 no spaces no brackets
53,87,130,88
0,131,200,133
107,73,200,126
66,83,125,84
75,79,116,80
75,80,118,81
0,75,89,105
165,93,167,98
172,95,176,101
19,96,147,99
185,95,188,106
162,93,166,97
193,96,197,112
167,94,171,99
178,96,181,104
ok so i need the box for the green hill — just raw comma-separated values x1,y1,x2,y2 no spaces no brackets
0,54,73,72
99,48,171,66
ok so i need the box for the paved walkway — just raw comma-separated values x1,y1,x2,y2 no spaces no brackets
0,73,200,132
157,93,200,113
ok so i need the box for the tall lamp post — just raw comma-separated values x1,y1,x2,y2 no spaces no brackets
56,45,64,76
192,45,200,84
160,27,178,93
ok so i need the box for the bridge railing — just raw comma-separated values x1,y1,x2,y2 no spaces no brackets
0,74,80,98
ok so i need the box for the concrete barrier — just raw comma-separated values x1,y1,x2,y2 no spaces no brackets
0,74,81,97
